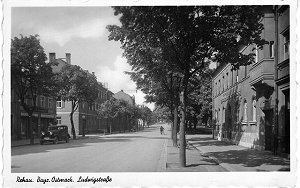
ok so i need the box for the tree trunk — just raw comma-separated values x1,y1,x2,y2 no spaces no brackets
193,116,197,130
28,115,34,145
173,106,178,147
179,91,186,167
70,111,76,140
109,118,112,134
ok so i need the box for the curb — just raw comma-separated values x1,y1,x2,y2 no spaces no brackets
157,138,168,172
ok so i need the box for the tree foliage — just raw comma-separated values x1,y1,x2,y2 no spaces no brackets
107,6,267,166
11,34,57,144
56,64,99,139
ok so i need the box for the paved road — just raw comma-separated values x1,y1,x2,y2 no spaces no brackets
11,123,169,173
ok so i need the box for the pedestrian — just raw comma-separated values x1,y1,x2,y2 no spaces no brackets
160,126,165,135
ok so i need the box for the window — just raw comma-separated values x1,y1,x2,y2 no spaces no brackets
223,76,225,91
56,97,63,108
236,70,239,83
243,100,248,122
226,72,229,89
255,45,259,63
223,107,225,123
252,99,257,121
283,30,290,60
56,117,61,124
269,41,274,58
48,98,52,109
218,80,221,94
40,96,45,108
215,82,217,95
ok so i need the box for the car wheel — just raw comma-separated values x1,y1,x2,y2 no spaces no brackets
53,137,58,144
66,137,69,143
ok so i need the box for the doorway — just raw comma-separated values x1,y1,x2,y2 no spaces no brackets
264,110,274,151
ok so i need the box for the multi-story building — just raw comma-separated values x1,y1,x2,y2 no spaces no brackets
51,53,115,135
212,6,289,155
274,5,290,156
11,77,57,140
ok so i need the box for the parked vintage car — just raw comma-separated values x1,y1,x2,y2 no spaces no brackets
40,125,71,145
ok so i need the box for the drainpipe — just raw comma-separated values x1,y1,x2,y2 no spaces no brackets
274,6,279,155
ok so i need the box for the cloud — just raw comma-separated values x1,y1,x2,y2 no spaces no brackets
97,56,135,92
38,18,109,46
97,56,154,110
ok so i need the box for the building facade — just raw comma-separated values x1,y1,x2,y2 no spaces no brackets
113,90,136,106
11,78,57,140
212,6,290,155
275,5,290,155
51,53,115,135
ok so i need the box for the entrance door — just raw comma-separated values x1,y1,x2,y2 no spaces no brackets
283,89,290,154
264,110,274,151
227,105,232,139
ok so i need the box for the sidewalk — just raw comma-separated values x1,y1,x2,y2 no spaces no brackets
186,134,290,171
11,138,41,147
11,135,90,147
166,138,227,172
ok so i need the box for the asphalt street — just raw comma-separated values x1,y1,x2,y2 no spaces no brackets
11,123,169,173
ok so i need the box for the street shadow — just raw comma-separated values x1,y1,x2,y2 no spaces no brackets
188,139,232,147
98,135,143,139
205,149,290,168
11,137,131,156
188,137,214,142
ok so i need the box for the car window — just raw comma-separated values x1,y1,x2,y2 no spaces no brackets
48,127,58,131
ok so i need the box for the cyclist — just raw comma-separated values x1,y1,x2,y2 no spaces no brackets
160,126,165,135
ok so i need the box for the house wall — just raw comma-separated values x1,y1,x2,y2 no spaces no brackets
212,8,276,151
275,6,290,155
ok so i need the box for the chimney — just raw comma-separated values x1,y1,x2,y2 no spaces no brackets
66,53,71,64
49,53,56,63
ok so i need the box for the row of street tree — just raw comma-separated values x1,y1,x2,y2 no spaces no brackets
107,6,267,167
11,34,154,144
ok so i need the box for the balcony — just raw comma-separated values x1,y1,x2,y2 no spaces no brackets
249,59,275,99
249,59,275,87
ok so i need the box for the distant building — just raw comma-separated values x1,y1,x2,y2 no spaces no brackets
212,6,290,156
113,90,135,106
113,90,137,131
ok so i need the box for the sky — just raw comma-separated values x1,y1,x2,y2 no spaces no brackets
11,7,154,110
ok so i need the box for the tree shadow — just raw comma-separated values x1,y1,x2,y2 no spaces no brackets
206,149,290,168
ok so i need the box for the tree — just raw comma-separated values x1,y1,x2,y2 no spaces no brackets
186,68,213,129
139,105,153,128
107,6,266,167
98,98,139,133
11,34,57,144
98,98,121,134
56,64,99,139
